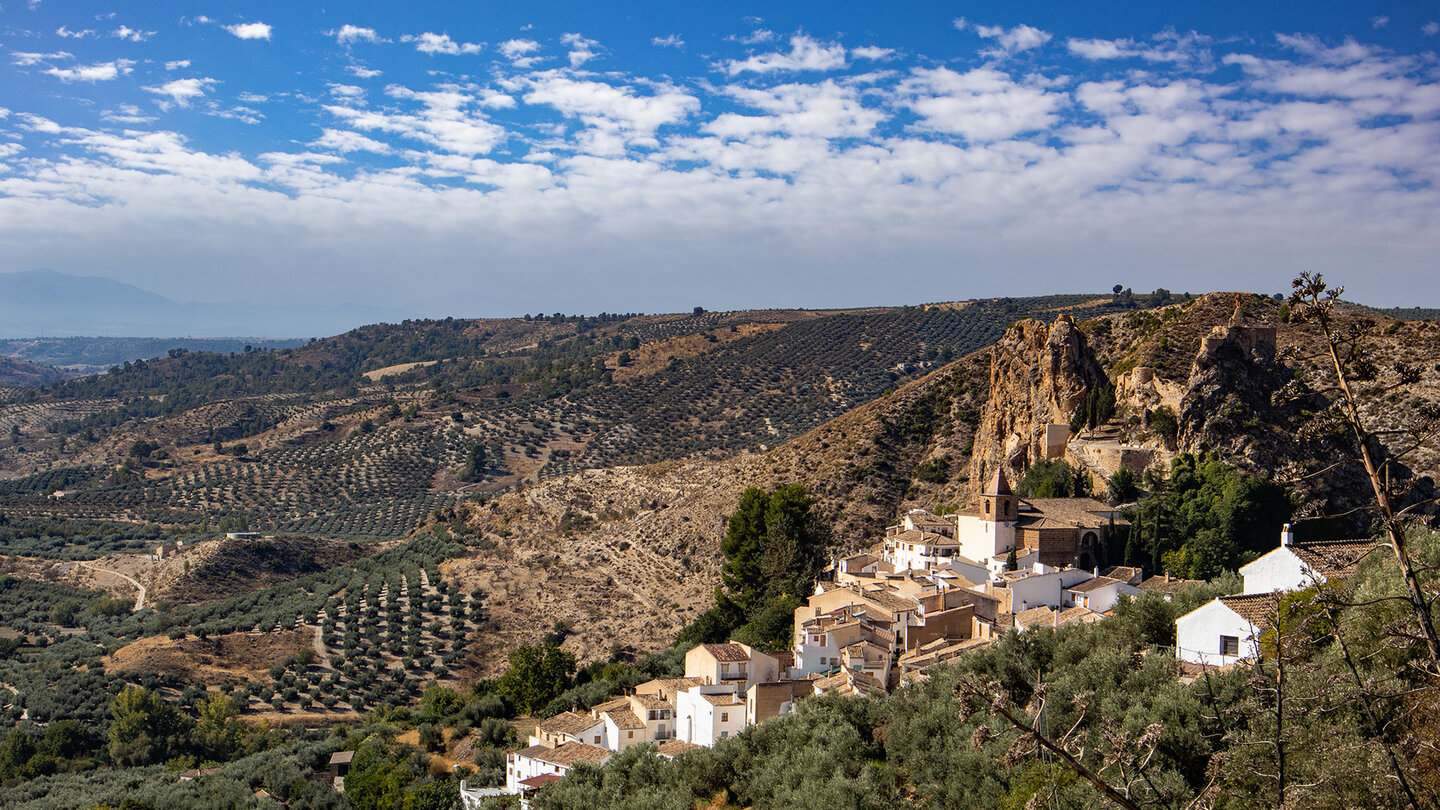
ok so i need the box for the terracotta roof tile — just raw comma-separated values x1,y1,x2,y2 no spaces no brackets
655,740,703,757
1068,576,1121,593
1219,593,1281,627
540,742,612,767
603,708,645,730
1291,539,1376,580
702,643,751,662
537,711,602,737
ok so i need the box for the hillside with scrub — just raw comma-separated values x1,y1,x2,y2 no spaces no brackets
0,281,1434,810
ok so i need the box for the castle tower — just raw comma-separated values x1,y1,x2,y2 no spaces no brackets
981,468,1018,523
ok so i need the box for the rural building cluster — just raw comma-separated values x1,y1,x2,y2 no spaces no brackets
466,469,1218,807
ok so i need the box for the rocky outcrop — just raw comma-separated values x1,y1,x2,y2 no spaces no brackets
1176,303,1293,470
969,315,1109,491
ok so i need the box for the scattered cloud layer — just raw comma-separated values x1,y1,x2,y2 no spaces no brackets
0,18,1436,314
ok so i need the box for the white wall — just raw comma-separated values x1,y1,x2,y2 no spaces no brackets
1007,572,1063,611
793,630,839,677
1175,599,1260,666
1240,547,1318,594
957,515,1015,565
506,751,566,794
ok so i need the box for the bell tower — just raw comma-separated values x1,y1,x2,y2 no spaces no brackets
981,468,1017,523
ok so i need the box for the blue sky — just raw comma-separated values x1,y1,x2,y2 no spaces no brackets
1,1,1437,323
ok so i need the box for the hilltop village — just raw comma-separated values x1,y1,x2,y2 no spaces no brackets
472,470,1193,805
475,471,1384,807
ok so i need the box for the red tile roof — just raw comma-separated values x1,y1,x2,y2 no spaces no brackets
702,643,751,662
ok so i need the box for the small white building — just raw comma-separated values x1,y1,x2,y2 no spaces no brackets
676,683,747,746
1175,594,1277,666
505,741,610,793
528,710,606,749
1239,525,1374,594
1064,575,1143,613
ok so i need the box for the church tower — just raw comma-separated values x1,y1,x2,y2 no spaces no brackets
981,468,1018,523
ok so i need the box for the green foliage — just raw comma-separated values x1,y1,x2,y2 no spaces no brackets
107,687,191,766
494,643,576,716
1015,459,1085,499
911,456,949,484
1126,453,1292,578
1147,405,1178,444
1106,467,1138,503
691,485,830,650
420,684,465,723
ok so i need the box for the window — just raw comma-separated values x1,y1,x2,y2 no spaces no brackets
721,712,729,722
628,731,634,739
1220,635,1239,657
593,735,601,744
648,710,657,720
720,731,728,738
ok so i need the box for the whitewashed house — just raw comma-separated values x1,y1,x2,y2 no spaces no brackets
1174,594,1277,666
1239,525,1374,593
676,683,747,746
1175,525,1375,666
505,741,610,793
1063,575,1143,613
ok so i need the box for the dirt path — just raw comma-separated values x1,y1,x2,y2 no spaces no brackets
76,561,147,611
597,565,658,612
310,624,328,661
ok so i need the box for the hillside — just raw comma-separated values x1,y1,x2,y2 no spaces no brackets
0,295,1141,539
0,357,73,387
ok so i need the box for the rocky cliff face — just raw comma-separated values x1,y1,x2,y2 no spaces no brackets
969,314,1108,490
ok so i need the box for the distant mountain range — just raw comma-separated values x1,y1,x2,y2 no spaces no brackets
0,269,405,339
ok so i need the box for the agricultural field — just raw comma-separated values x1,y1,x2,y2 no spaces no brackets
0,295,1143,537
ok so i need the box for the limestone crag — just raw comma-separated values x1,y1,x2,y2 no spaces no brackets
1176,302,1294,471
969,314,1108,491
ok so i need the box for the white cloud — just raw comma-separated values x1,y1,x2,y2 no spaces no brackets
55,26,94,38
562,33,602,67
347,65,383,79
113,25,155,42
334,25,384,45
499,38,541,66
899,67,1061,141
851,46,895,61
313,128,393,154
1066,31,1210,65
238,92,268,104
652,34,684,49
1067,37,1133,60
329,84,365,99
0,34,1435,317
956,19,1052,57
1423,22,1439,36
208,106,264,125
145,77,217,107
101,104,154,124
521,74,699,154
1371,16,1389,29
225,22,272,41
166,59,191,70
707,79,885,140
732,29,775,45
724,34,847,75
404,32,482,55
327,84,508,155
11,51,72,66
46,59,135,82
